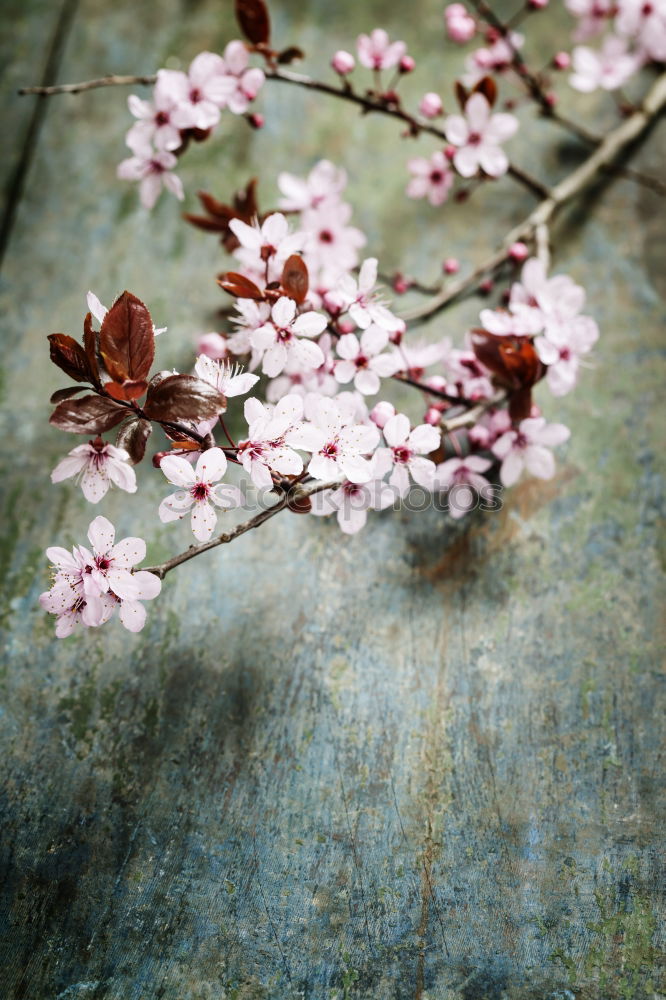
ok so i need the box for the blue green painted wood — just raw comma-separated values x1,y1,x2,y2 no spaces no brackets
0,1,664,997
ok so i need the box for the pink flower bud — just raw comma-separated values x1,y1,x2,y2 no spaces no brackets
389,327,403,346
247,113,264,129
528,0,548,7
479,278,494,295
198,332,228,359
443,257,460,274
419,92,443,119
399,54,416,73
445,4,477,43
545,92,558,107
424,406,442,425
332,50,355,75
508,241,529,262
393,273,411,294
444,145,456,161
553,51,571,70
370,401,396,429
338,319,355,335
426,376,448,392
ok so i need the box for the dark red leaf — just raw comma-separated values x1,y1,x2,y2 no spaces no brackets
287,494,312,514
99,291,155,385
235,0,270,44
281,254,309,304
50,394,127,434
473,75,497,107
143,374,227,422
455,81,468,109
508,387,533,422
116,417,152,464
50,386,87,404
82,312,101,386
471,329,544,390
47,334,92,383
277,46,304,65
217,272,264,301
105,379,149,402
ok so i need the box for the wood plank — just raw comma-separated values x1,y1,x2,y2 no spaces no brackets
0,0,663,997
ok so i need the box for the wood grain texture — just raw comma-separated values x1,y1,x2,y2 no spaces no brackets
0,1,664,998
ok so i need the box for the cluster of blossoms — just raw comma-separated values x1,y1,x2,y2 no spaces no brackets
118,44,265,208
42,0,660,639
566,0,666,92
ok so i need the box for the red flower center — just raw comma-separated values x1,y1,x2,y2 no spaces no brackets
191,482,210,501
468,132,482,146
393,446,412,464
319,229,334,243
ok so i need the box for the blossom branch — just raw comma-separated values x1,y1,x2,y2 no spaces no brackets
404,71,666,324
143,478,339,578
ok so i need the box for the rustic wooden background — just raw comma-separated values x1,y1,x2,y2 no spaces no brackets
1,0,664,997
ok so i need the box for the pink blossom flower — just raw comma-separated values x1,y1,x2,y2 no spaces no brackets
251,297,327,377
445,93,518,178
337,258,401,332
169,53,235,130
406,151,454,206
334,326,399,395
468,407,512,448
442,345,495,401
356,29,407,70
492,417,570,486
126,78,184,152
434,455,492,519
479,305,544,337
535,315,599,396
509,258,585,329
51,438,137,503
565,0,615,40
287,396,380,484
615,0,666,60
374,413,441,497
391,339,448,380
40,517,161,635
310,462,395,534
117,139,184,210
278,160,348,212
194,356,259,397
445,3,477,42
462,33,524,85
159,448,242,541
238,395,305,489
229,213,305,278
370,400,396,429
221,40,266,114
301,201,367,275
570,36,642,92
197,332,229,360
266,334,338,402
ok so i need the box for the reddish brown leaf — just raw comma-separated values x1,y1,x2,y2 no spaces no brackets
99,291,155,385
217,272,264,301
116,417,152,464
235,0,270,44
50,394,127,434
47,334,92,383
473,75,497,107
455,81,468,109
471,329,544,390
287,494,312,514
143,374,227,422
105,379,149,402
50,386,87,404
281,254,309,304
82,312,102,386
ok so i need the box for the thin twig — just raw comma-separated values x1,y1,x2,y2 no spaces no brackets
18,74,157,95
143,479,339,578
404,71,666,324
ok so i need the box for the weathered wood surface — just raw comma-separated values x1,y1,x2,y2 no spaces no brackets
1,1,664,997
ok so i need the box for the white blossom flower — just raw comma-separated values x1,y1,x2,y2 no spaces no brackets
117,138,184,210
374,413,440,497
287,396,380,484
334,326,399,395
51,439,137,504
444,92,518,178
159,448,242,542
336,258,401,332
238,395,305,489
434,455,493,519
194,355,259,397
251,297,327,377
492,417,570,486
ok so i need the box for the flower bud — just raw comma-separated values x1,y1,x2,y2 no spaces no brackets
553,51,571,70
419,92,443,118
508,241,529,262
332,50,355,75
479,278,494,295
247,113,264,129
443,257,460,274
529,0,549,7
370,401,396,429
445,4,477,43
399,54,416,73
392,273,411,294
198,332,228,359
424,406,442,425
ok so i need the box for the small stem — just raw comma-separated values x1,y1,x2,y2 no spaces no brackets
393,372,475,406
441,390,505,435
18,74,157,96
